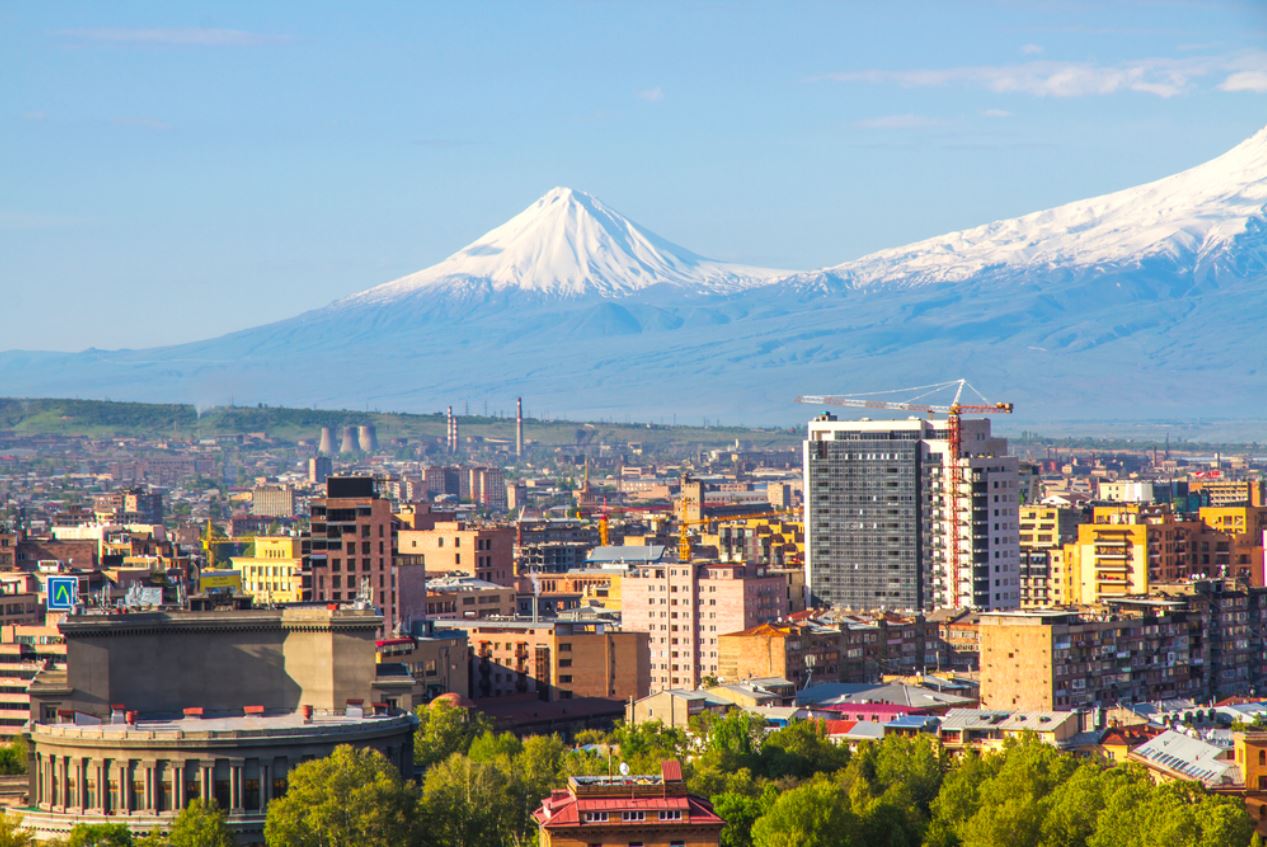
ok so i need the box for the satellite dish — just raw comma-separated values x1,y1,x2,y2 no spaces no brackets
619,762,630,776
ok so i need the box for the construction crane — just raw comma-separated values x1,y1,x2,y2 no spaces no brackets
795,379,1012,609
675,496,802,564
199,520,262,569
571,501,672,546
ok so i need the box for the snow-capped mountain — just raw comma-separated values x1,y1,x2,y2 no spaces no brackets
1,126,1265,429
801,125,1267,290
346,186,785,303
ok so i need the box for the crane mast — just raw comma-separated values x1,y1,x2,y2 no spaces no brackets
796,379,1013,609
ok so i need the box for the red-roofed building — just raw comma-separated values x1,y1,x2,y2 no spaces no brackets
534,759,724,847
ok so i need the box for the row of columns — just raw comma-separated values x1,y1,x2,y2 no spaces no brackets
36,755,282,817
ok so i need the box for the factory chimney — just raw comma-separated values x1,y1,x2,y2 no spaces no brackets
516,397,524,459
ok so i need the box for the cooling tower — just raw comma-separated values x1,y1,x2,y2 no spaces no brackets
318,426,334,455
339,425,359,454
357,423,378,453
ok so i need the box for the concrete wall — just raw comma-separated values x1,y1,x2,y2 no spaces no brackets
57,608,380,716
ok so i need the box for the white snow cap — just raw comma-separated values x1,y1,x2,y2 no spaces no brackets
826,123,1267,287
351,186,785,301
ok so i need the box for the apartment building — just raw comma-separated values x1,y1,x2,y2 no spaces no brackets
0,621,65,739
979,607,1201,711
980,579,1267,710
425,575,516,620
445,619,649,703
1018,505,1079,607
250,485,295,518
306,477,405,634
398,521,514,585
1059,504,1203,604
717,621,844,688
623,561,788,692
803,414,1019,611
1191,479,1264,508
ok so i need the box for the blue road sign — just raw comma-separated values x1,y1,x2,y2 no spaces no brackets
47,576,78,611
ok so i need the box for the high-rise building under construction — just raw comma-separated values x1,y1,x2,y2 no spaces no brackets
803,414,1020,611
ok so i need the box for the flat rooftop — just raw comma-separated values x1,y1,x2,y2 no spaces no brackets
34,709,413,741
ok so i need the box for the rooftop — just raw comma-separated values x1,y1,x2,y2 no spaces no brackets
34,708,415,742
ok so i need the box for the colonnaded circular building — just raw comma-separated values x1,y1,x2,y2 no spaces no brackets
21,603,419,845
22,708,414,844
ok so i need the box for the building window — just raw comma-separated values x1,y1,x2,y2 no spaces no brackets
582,811,608,822
621,811,646,822
660,810,683,821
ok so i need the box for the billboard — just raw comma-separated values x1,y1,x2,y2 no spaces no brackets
200,570,242,592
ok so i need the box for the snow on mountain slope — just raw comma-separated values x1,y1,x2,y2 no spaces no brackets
345,186,787,302
810,125,1267,288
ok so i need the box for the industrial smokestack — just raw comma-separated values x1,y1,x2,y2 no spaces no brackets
318,426,334,455
357,424,378,453
446,406,454,452
339,426,359,454
514,397,524,458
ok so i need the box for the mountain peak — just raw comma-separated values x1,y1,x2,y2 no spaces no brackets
347,187,785,302
818,123,1267,288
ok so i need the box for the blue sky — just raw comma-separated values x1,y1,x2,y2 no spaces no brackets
3,1,1266,351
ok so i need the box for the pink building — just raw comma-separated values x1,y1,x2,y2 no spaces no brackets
623,561,788,692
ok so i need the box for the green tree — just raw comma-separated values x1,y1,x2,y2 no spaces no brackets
167,800,233,847
713,782,779,847
264,746,420,847
751,778,857,847
0,814,34,847
421,753,519,847
757,718,848,780
466,730,523,763
1039,762,1138,847
0,736,28,775
413,700,493,771
67,824,133,847
925,749,1001,847
608,720,690,774
694,710,763,773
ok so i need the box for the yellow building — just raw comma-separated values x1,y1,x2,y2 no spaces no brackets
1192,479,1264,507
1019,506,1079,607
1061,505,1202,605
703,516,805,570
1199,505,1267,537
1234,733,1267,791
1048,548,1074,605
230,536,304,603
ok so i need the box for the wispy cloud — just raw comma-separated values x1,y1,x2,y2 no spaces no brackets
854,113,943,130
815,58,1208,98
1219,70,1267,93
1020,43,1043,56
56,27,290,47
636,87,665,103
980,108,1013,118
